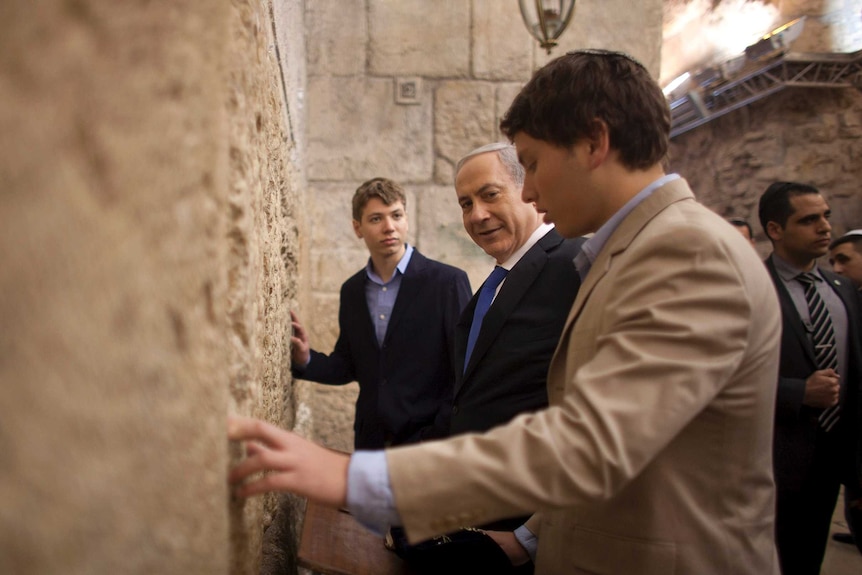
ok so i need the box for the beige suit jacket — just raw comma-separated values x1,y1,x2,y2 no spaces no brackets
387,179,782,574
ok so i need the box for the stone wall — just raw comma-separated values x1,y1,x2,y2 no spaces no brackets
302,0,664,452
0,1,306,574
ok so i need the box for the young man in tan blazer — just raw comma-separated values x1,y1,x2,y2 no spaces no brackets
228,50,783,575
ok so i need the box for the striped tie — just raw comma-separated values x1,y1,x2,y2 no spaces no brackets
796,272,840,431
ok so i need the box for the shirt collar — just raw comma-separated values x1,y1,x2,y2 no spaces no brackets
579,173,681,268
499,223,554,271
365,244,414,284
771,253,822,283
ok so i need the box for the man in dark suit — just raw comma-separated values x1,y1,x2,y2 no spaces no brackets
760,182,862,574
290,177,471,450
388,143,583,573
449,142,584,439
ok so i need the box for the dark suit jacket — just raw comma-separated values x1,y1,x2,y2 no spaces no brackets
766,255,862,491
293,249,471,449
448,229,584,438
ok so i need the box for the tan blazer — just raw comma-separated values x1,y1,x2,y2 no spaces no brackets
387,179,782,574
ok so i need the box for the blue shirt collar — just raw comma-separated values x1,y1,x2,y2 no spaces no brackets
575,174,681,280
365,244,414,285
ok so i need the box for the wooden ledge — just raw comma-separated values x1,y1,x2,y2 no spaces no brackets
298,499,416,575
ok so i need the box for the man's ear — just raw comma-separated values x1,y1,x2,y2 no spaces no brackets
766,221,783,243
352,219,362,239
586,119,610,168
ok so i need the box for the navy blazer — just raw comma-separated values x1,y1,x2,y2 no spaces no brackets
766,255,862,491
294,249,471,449
449,229,585,435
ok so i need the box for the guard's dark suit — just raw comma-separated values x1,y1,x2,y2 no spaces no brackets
766,255,862,575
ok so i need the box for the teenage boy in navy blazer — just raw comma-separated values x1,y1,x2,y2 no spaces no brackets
290,177,471,450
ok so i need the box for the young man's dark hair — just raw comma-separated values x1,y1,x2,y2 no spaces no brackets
758,181,821,234
499,49,670,170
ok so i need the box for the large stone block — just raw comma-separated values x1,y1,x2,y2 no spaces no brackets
368,0,470,77
535,0,663,77
308,182,365,247
413,184,493,290
496,82,525,138
311,248,368,291
472,0,533,81
434,81,497,166
306,0,367,76
307,76,433,181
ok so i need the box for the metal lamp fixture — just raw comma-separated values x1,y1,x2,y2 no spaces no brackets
518,0,576,54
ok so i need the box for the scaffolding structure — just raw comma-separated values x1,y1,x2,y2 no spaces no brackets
669,50,862,138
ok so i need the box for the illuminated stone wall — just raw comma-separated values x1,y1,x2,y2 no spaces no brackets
668,0,862,252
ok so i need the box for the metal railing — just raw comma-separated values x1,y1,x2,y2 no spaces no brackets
669,50,862,138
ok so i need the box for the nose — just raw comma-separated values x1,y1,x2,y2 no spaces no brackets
521,176,535,204
469,201,490,223
382,216,396,231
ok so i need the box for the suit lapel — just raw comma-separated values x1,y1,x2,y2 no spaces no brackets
345,271,380,352
555,179,697,358
383,250,426,347
765,256,818,366
459,230,563,387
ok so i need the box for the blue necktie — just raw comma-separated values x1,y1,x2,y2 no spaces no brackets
464,266,508,372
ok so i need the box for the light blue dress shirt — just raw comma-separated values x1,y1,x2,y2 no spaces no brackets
365,244,414,345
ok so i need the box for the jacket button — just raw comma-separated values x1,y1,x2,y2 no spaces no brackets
452,405,459,414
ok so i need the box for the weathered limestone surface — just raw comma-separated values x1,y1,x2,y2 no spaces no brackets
435,81,498,168
472,0,534,81
306,0,367,77
0,2,232,574
0,1,306,574
226,2,307,575
670,87,862,253
306,76,434,182
368,0,471,77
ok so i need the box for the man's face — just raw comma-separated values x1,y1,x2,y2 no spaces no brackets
455,152,540,263
513,132,599,238
829,241,862,288
768,193,832,268
352,198,408,260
